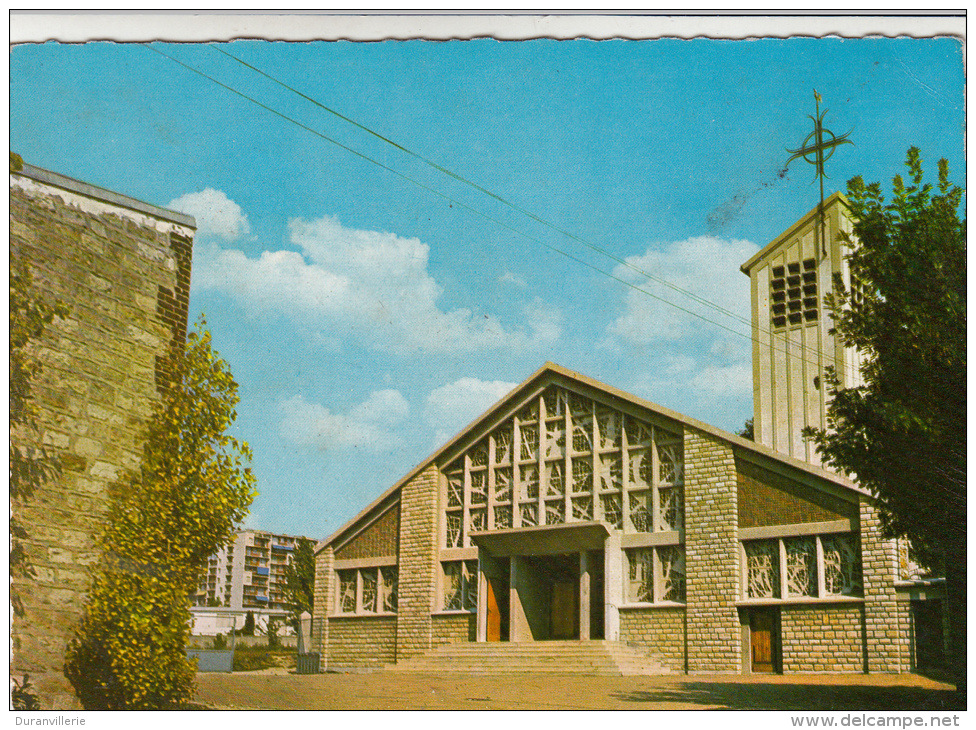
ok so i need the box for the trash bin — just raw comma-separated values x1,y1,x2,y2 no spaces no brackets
296,652,320,675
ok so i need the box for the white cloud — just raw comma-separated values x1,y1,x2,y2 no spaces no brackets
424,377,519,445
194,208,559,355
500,271,526,287
689,362,753,398
168,188,250,241
279,390,409,451
605,236,758,346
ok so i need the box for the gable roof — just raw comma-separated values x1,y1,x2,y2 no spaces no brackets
317,362,866,554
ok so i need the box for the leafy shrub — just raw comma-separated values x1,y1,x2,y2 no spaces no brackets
64,322,255,709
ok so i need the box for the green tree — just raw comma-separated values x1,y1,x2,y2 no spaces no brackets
65,320,256,709
736,418,754,441
242,610,256,637
805,148,965,688
281,537,316,630
9,258,68,614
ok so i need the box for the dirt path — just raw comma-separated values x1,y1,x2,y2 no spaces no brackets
195,670,961,711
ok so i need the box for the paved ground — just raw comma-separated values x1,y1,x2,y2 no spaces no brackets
195,669,962,711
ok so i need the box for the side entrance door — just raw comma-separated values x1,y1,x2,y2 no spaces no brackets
486,574,509,642
750,609,778,673
550,580,579,640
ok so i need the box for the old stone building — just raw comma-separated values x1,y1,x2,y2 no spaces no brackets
10,156,195,708
311,195,944,675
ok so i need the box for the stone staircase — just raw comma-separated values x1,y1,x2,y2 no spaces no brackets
388,640,671,676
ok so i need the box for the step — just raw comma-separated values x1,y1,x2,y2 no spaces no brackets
387,640,671,676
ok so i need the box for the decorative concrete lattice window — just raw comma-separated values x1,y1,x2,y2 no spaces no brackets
658,485,684,532
628,548,654,603
380,567,398,612
786,537,817,597
445,512,463,549
743,533,862,601
361,570,377,612
771,258,818,329
897,538,926,582
602,494,622,529
440,386,683,540
626,546,686,604
337,566,398,614
338,570,357,613
628,491,651,533
745,540,781,599
442,560,478,612
493,504,513,530
822,534,861,595
659,545,686,602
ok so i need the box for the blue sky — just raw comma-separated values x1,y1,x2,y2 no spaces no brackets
10,32,965,539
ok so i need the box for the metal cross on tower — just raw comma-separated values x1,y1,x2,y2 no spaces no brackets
785,90,853,256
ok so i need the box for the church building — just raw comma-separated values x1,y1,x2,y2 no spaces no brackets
311,195,943,674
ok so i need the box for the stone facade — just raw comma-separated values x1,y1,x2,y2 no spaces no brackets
860,498,906,673
328,617,397,669
9,160,195,709
311,545,334,666
781,604,864,672
431,613,476,647
312,366,923,677
619,607,686,672
684,428,741,673
394,465,440,660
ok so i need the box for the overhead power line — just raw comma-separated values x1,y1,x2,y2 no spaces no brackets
208,44,754,333
144,43,846,379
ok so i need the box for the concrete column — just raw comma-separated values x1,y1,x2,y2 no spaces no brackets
476,550,488,642
579,551,591,640
510,557,530,642
604,533,621,641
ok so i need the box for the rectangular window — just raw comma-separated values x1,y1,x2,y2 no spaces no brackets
442,560,478,612
336,566,398,614
626,546,686,604
743,534,861,601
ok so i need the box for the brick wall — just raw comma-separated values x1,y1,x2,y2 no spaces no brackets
327,617,397,669
737,458,856,528
619,607,686,672
684,428,741,673
395,465,440,661
9,164,194,708
860,498,906,672
334,503,400,561
781,604,865,672
431,613,476,647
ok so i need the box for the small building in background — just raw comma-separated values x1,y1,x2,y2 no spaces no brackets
190,529,314,635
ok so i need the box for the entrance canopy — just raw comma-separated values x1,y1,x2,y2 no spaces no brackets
470,521,610,557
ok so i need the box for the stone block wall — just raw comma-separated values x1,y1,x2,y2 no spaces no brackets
311,545,334,667
781,604,864,672
431,613,476,647
684,428,741,673
860,498,907,672
619,607,687,672
395,465,440,660
9,162,194,708
327,617,397,669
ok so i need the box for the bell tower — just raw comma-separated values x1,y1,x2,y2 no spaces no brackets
740,193,863,467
